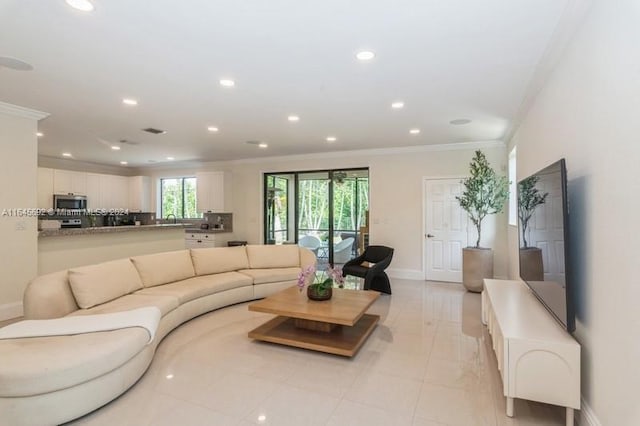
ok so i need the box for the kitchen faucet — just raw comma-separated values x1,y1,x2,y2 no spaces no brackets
165,214,177,224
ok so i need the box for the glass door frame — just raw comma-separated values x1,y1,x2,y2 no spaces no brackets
263,167,369,267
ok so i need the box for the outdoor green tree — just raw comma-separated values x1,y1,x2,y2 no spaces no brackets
456,150,509,248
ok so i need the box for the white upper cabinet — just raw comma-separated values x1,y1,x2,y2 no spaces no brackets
128,176,151,212
41,168,141,211
53,170,87,195
37,168,54,209
103,175,129,210
196,171,225,213
85,173,103,209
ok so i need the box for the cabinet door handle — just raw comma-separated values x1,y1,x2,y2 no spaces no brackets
426,234,435,238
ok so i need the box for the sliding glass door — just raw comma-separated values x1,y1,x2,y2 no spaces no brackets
264,168,369,269
265,174,293,244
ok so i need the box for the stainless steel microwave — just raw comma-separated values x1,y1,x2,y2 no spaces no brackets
53,194,87,210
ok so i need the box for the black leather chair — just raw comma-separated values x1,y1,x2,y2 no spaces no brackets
342,245,394,294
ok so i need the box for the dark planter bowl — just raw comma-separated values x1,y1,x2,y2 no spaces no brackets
307,284,332,301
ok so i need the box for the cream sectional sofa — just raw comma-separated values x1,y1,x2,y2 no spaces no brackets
0,244,315,426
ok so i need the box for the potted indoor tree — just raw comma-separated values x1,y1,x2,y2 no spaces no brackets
517,176,548,281
456,150,509,292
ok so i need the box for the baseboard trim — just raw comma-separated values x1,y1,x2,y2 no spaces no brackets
579,396,601,426
387,268,423,280
0,301,23,321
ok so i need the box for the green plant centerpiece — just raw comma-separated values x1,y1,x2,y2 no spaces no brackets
297,265,345,301
456,150,509,292
517,176,548,248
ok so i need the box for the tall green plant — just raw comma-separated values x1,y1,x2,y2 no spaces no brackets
517,176,548,248
456,150,509,248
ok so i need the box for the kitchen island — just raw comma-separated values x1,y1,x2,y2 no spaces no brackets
38,223,188,238
38,224,189,275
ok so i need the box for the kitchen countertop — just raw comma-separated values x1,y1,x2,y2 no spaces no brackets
184,228,231,234
38,223,191,238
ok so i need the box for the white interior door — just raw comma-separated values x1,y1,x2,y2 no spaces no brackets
424,179,468,282
528,172,566,286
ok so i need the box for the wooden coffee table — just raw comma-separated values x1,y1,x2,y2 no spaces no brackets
248,286,380,357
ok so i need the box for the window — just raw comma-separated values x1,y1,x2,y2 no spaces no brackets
160,177,200,219
508,147,517,225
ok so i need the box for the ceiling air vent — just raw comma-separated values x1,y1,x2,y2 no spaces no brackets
142,127,167,135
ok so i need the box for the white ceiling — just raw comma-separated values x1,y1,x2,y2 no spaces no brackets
0,0,569,168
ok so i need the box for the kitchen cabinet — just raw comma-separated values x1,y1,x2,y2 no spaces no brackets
102,175,129,210
87,173,128,210
53,170,87,195
128,176,151,212
184,232,224,248
196,171,225,213
86,173,103,209
37,168,54,209
42,168,144,211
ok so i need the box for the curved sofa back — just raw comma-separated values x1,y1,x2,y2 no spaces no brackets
24,245,316,320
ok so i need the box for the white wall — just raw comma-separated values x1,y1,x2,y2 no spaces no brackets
508,0,640,423
0,103,48,320
147,142,508,280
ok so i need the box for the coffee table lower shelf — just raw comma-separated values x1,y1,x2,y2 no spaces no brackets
248,313,379,357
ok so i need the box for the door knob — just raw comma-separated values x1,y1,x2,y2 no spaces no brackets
426,234,435,238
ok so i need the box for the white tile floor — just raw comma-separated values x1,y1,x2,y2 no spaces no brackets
67,280,568,426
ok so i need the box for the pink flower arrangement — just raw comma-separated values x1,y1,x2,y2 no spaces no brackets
296,265,345,292
297,265,316,291
326,266,345,287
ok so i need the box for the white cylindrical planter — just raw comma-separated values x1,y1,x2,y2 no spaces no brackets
462,248,494,292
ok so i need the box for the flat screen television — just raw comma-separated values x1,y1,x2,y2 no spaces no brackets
517,159,575,332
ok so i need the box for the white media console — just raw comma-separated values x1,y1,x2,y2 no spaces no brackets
481,279,580,426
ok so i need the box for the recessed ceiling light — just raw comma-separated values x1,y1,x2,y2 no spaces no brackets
288,115,300,122
356,50,375,61
122,98,138,106
120,161,128,165
65,0,94,12
326,136,337,142
207,126,219,132
36,132,44,137
166,157,174,161
258,143,268,148
450,118,472,125
409,129,421,134
62,152,72,157
391,102,404,109
111,146,121,151
219,79,235,87
0,56,34,71
166,374,174,380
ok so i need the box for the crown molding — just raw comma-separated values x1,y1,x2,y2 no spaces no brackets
38,155,136,176
0,101,49,121
505,0,593,142
135,140,506,172
216,140,506,166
